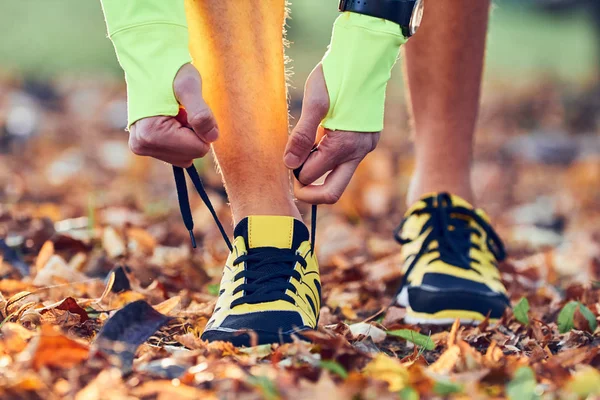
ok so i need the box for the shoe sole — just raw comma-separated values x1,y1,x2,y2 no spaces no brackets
396,287,505,326
201,327,312,347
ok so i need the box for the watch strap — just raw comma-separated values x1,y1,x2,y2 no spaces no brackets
339,0,416,36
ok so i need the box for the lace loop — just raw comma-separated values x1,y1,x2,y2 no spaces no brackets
173,164,317,254
173,166,197,248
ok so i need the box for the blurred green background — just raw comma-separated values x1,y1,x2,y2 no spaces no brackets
0,0,598,86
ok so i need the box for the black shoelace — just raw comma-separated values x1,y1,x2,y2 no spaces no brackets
230,249,307,306
173,165,317,307
394,193,506,288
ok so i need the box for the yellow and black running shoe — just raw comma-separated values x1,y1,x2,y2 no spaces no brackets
201,216,321,346
171,166,320,346
394,193,509,325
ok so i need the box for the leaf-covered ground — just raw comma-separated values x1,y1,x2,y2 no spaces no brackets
1,77,600,399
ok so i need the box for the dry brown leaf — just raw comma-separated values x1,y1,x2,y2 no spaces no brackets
132,380,216,400
297,372,351,400
75,368,129,400
102,226,126,259
127,227,156,254
32,255,88,286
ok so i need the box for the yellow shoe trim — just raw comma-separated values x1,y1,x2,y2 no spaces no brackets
405,308,498,325
248,216,294,249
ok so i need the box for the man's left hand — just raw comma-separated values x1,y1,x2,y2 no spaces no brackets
284,64,380,205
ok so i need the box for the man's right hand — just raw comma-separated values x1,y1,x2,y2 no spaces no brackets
128,63,219,167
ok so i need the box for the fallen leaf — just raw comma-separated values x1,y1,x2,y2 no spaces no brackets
131,380,215,400
387,329,435,350
45,297,89,323
565,366,600,397
433,379,464,396
429,345,461,374
126,227,156,254
32,255,88,286
382,306,406,327
102,226,126,259
320,360,348,379
153,296,181,316
514,297,530,326
363,353,409,392
0,322,34,354
26,325,89,370
75,368,127,400
94,300,171,372
506,367,538,400
558,301,597,333
348,322,386,343
35,241,54,271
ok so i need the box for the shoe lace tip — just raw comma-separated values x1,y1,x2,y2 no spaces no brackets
189,230,197,249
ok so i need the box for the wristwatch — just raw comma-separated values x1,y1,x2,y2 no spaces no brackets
338,0,424,38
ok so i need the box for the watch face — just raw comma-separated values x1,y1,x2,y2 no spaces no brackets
409,0,424,36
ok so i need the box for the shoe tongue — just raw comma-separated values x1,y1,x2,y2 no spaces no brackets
233,216,309,250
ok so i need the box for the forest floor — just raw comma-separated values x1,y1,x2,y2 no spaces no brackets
1,77,600,399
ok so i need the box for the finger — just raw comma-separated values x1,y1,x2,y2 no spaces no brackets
152,126,211,159
132,119,211,161
173,64,219,143
136,151,193,168
128,134,193,167
284,65,329,169
297,131,354,186
295,161,359,205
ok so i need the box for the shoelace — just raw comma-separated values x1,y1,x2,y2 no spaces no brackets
230,249,307,306
173,165,317,307
394,193,506,287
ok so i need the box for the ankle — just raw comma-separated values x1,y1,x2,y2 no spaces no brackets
231,198,301,224
407,172,474,206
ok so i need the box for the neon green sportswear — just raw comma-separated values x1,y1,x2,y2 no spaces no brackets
101,3,404,133
100,0,192,128
321,12,406,133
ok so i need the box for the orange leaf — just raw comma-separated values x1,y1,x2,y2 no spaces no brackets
35,241,54,272
429,345,461,374
153,296,181,316
30,325,89,370
448,319,461,347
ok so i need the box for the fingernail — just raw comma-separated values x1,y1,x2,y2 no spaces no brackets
206,127,219,142
284,153,300,168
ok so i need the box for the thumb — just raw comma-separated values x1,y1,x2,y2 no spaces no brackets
173,63,219,143
284,64,330,169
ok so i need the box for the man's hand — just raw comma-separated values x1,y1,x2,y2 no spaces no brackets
128,64,218,167
284,64,380,204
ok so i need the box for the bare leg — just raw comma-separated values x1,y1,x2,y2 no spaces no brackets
185,0,299,223
405,0,490,205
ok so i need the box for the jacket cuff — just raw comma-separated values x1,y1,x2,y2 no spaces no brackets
321,13,406,132
101,0,192,128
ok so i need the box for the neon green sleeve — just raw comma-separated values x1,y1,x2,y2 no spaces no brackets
321,12,406,133
100,0,192,128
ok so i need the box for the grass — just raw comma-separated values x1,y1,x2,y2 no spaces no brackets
0,0,120,78
0,0,597,84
